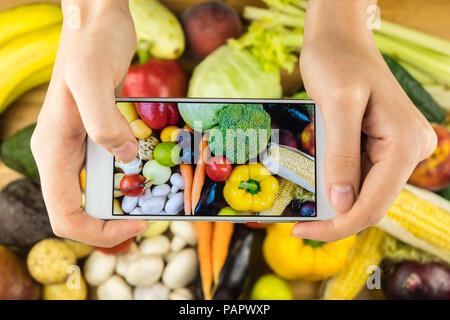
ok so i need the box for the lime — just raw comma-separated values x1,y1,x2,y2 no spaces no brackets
154,142,181,167
251,274,293,300
218,207,239,216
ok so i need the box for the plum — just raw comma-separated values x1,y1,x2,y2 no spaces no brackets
279,130,298,149
182,1,242,59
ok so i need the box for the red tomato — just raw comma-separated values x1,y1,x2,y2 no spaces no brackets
245,222,269,229
206,156,232,182
120,174,146,197
95,238,134,255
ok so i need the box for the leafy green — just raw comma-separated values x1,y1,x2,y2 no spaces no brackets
208,104,271,163
188,45,282,99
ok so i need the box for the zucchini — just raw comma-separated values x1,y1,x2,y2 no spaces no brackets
383,54,445,124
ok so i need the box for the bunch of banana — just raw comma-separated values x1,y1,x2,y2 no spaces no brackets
0,3,63,114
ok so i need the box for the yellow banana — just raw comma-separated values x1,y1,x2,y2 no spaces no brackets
2,65,54,109
0,24,61,114
0,3,62,47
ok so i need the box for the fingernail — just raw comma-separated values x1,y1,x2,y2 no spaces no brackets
330,185,354,212
112,141,137,162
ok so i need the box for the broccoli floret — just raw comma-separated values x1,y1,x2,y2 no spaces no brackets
208,104,271,163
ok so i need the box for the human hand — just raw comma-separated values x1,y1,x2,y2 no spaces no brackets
31,0,148,247
293,0,437,241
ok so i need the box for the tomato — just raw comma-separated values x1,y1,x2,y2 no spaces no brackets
206,156,232,182
95,238,134,255
120,174,146,197
245,222,269,229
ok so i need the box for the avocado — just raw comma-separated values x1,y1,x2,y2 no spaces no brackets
0,123,39,180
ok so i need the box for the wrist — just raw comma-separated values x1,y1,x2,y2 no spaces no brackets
62,0,130,27
304,0,377,46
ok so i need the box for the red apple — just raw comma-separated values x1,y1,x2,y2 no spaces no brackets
409,124,450,191
301,122,315,156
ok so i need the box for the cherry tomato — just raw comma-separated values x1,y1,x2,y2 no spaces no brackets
120,174,146,197
206,156,232,182
95,238,134,255
245,222,269,229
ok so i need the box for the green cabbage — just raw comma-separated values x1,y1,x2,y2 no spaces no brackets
188,45,282,99
178,103,227,132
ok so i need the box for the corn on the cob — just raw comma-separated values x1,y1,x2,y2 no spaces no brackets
261,144,315,193
322,228,386,300
377,184,450,263
259,178,295,216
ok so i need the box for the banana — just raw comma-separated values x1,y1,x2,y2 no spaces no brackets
0,3,62,47
1,65,54,110
0,24,61,114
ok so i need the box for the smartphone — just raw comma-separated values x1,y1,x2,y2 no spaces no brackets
85,98,335,222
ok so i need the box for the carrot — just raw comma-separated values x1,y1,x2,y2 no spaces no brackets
191,134,209,215
212,222,235,286
180,163,193,215
183,124,194,134
194,221,213,300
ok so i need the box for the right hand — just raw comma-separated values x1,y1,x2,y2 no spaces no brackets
292,0,437,242
31,0,148,247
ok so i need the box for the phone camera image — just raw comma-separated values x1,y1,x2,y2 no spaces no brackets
113,101,316,217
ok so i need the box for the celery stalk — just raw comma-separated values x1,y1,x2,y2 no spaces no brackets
377,20,450,57
397,60,438,85
374,33,450,86
243,6,305,28
424,84,450,111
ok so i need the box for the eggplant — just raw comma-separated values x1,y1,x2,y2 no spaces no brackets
214,225,265,300
383,261,450,300
194,177,225,216
263,103,313,133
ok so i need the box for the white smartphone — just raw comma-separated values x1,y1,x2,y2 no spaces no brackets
85,98,336,222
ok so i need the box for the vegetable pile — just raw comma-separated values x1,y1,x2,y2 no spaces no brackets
2,0,450,301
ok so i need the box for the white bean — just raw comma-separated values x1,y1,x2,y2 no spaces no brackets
140,235,170,256
171,235,187,252
162,248,198,289
121,196,139,213
165,192,184,215
134,283,170,300
168,288,194,300
170,221,198,246
141,197,165,214
170,186,179,193
170,173,184,190
130,207,144,215
125,255,164,286
138,189,153,207
152,184,171,197
97,275,132,300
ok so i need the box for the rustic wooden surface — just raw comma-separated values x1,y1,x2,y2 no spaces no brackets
0,0,448,300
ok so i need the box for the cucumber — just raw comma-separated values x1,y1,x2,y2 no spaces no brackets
0,124,39,180
383,54,445,123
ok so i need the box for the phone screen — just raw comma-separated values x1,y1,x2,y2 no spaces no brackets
113,101,316,217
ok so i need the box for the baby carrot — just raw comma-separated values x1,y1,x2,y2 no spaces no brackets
212,222,235,286
191,134,209,215
194,221,213,300
180,163,193,215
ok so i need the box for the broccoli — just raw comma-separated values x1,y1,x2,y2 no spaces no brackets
208,104,271,163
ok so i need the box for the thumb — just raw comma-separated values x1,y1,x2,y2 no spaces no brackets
318,97,365,212
65,63,137,162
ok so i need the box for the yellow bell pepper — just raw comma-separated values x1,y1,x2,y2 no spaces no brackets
263,223,357,281
223,163,279,212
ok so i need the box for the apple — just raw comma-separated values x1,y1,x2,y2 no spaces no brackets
409,124,450,191
301,122,315,156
